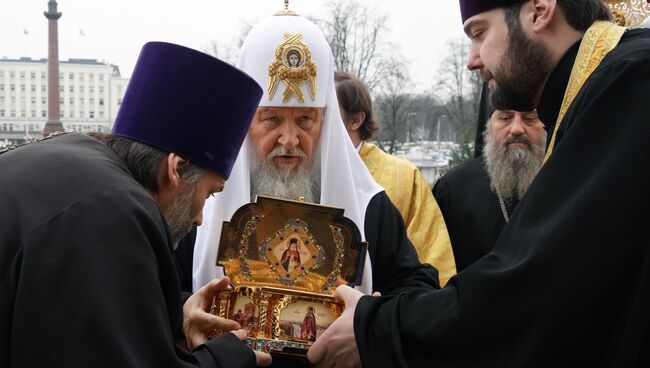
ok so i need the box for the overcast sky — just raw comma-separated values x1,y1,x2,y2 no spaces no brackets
2,0,466,91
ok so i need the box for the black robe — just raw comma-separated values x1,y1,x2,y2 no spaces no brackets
0,134,255,368
354,28,650,367
433,157,517,271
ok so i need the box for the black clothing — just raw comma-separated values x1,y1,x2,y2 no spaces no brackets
537,39,579,138
364,191,440,292
474,82,491,157
354,28,650,367
433,157,516,271
175,227,197,293
0,134,254,368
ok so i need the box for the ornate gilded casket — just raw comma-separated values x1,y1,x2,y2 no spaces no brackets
209,196,367,359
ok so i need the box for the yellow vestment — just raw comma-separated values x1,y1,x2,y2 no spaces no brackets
359,142,456,286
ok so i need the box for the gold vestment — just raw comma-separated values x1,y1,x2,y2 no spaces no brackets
359,142,456,286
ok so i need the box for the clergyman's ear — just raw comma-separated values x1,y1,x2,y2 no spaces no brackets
165,153,185,189
530,0,557,33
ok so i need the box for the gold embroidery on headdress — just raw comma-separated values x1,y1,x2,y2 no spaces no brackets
268,33,317,103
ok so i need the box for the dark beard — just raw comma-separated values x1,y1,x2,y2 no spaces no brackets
490,17,554,111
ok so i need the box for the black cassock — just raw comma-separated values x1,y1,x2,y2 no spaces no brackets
355,29,650,367
433,157,516,272
0,134,255,368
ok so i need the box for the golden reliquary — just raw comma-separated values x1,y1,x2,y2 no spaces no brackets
209,196,367,359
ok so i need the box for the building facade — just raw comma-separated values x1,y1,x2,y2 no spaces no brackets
0,57,128,146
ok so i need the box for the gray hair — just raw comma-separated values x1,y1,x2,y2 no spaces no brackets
87,133,205,192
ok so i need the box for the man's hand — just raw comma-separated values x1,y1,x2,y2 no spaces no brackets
183,277,240,349
307,285,364,368
230,329,272,366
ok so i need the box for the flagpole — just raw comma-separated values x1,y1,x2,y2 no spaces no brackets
22,28,29,57
79,29,87,58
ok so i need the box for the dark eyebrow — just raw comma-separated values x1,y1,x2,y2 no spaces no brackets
464,18,487,36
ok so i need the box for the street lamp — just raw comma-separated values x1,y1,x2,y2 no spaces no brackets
436,114,448,151
407,112,417,145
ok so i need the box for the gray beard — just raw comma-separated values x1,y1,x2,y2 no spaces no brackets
164,184,195,247
250,146,321,203
482,130,546,201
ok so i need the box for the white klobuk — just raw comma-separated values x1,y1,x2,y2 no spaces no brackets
193,13,383,294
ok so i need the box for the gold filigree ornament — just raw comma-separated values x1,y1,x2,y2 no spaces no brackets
604,0,650,27
268,33,317,103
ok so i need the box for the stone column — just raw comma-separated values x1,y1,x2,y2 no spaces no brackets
43,0,64,135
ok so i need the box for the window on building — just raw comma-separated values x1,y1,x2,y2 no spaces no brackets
69,74,74,80
10,84,15,91
89,111,94,119
99,86,104,94
0,84,4,91
19,72,25,79
59,73,63,79
60,98,64,104
99,111,104,118
69,111,74,118
41,72,46,79
99,98,104,106
31,85,36,92
1,123,7,131
10,111,15,117
99,74,104,81
21,85,26,92
80,73,85,81
41,85,45,92
30,72,36,79
69,86,74,93
10,71,15,78
69,98,74,105
30,97,35,104
31,110,36,117
20,111,25,118
80,86,84,93
0,71,4,78
41,110,46,117
117,98,122,105
89,86,94,93
41,97,46,105
0,110,4,117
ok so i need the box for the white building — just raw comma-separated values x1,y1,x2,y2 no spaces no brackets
0,57,128,145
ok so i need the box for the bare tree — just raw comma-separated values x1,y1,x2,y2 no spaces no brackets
320,0,397,92
205,22,252,65
433,37,482,143
375,64,414,154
